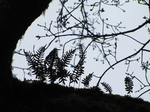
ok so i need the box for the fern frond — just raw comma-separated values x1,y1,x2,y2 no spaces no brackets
101,82,112,94
34,46,45,63
70,45,86,84
61,49,76,67
124,76,134,94
70,59,85,84
55,58,69,85
58,70,71,85
24,51,36,71
82,72,93,87
24,46,46,82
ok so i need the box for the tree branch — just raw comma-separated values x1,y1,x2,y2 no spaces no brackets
95,19,150,39
96,39,150,87
138,88,150,98
41,19,150,41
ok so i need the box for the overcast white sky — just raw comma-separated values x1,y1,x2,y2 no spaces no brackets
12,0,150,102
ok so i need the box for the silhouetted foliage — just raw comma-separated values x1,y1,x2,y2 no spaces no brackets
24,44,90,86
101,82,112,94
124,76,134,94
82,72,93,87
24,46,46,82
13,0,150,99
69,44,86,85
2,0,150,111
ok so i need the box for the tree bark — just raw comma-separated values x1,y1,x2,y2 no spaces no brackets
0,0,53,92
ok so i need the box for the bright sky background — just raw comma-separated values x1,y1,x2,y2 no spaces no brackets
12,0,150,102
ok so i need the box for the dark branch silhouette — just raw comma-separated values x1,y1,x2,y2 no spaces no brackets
96,39,150,87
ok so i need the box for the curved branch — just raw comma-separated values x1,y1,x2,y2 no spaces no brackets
96,39,150,87
95,19,150,39
138,88,150,98
46,19,150,41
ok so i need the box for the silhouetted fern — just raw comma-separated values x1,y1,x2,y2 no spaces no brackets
101,82,112,94
70,44,86,84
24,46,80,85
82,73,93,87
24,44,91,86
24,46,46,82
57,49,76,84
124,76,134,94
61,49,76,67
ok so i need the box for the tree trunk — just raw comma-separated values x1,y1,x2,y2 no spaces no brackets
0,0,53,92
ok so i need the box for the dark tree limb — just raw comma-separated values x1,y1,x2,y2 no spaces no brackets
0,0,53,92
